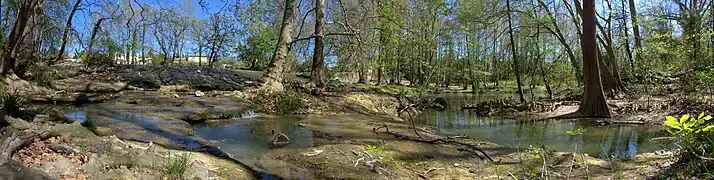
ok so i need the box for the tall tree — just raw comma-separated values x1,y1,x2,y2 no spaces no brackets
628,0,642,63
308,0,326,90
259,0,298,92
573,0,611,118
506,0,525,103
54,0,81,62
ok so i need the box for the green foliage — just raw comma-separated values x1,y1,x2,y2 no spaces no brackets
0,88,25,117
31,65,56,87
363,142,388,153
362,142,401,168
253,90,309,114
525,145,545,159
664,113,714,177
238,22,276,71
566,128,587,136
164,153,192,179
354,84,421,95
664,113,714,134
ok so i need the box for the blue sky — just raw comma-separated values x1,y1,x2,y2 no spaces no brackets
68,0,232,54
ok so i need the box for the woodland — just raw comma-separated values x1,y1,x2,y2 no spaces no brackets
0,0,711,179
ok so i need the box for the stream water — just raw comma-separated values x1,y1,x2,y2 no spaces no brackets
416,93,670,159
63,93,671,171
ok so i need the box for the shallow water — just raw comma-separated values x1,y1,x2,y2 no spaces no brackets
193,116,315,165
416,93,670,159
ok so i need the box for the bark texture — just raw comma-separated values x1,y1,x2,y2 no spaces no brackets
259,0,298,92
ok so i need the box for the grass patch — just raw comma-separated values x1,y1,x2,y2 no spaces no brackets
31,65,56,87
165,153,192,179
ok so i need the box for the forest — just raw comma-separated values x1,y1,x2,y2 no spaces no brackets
0,0,711,179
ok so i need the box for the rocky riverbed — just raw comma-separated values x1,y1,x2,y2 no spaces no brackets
0,65,678,179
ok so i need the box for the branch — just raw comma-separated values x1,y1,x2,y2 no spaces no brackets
290,32,356,44
296,8,317,39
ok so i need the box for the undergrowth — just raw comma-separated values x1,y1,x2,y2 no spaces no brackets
253,90,309,114
0,88,26,117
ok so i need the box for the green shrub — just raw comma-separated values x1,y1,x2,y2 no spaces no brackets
254,90,308,114
0,89,25,117
31,65,56,87
664,113,714,177
363,142,388,153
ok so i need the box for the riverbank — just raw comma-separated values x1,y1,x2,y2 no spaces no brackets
0,65,678,179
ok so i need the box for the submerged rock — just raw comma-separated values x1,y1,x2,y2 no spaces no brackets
270,133,291,148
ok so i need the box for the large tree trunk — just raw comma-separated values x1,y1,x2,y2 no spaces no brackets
0,0,49,96
506,0,525,104
1,0,43,75
574,0,611,118
259,0,298,92
308,0,326,90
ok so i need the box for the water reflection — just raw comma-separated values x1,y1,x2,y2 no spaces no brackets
417,94,669,159
193,117,314,164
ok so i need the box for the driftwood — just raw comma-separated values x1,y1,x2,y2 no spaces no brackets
372,124,494,163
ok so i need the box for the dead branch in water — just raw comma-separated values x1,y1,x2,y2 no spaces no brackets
372,123,494,163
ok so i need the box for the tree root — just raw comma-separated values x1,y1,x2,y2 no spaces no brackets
372,124,494,163
0,127,51,166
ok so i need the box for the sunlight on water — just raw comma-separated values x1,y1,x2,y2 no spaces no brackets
417,93,670,159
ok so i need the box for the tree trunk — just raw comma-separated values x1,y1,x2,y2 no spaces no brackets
259,0,298,92
308,0,326,89
619,0,634,72
628,0,642,62
198,36,202,67
85,18,110,63
506,0,525,104
574,0,611,118
141,26,146,64
1,0,43,75
0,0,50,95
